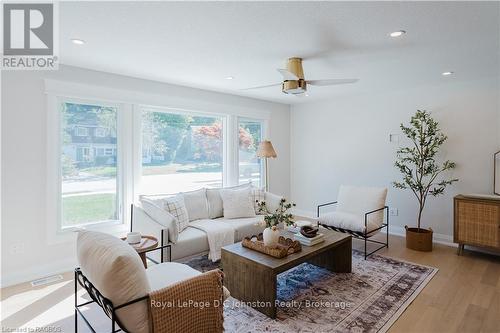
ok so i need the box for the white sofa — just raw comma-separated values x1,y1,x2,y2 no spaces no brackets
133,185,284,262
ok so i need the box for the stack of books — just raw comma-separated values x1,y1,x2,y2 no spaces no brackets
286,220,313,234
293,233,324,246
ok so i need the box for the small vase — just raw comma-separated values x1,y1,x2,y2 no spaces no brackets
263,227,280,247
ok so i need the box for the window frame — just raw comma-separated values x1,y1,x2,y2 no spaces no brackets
48,96,126,238
45,79,270,243
237,117,266,188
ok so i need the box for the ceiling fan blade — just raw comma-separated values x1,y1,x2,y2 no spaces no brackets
240,83,281,91
277,69,299,81
307,79,359,86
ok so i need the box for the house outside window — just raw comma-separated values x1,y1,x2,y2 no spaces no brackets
238,118,264,187
140,109,223,194
75,127,88,136
49,90,267,235
60,102,120,228
95,127,107,137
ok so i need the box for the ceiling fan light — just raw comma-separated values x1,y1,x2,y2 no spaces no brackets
282,80,307,94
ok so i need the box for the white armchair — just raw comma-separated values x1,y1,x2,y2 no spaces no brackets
75,230,226,333
317,185,389,259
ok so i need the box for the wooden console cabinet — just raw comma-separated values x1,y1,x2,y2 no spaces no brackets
454,195,500,255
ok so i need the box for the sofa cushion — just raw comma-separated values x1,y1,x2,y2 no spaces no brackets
206,188,224,219
319,211,381,233
146,262,201,291
181,188,209,221
172,227,210,261
337,185,387,227
146,263,230,300
220,187,256,219
77,230,150,333
206,183,251,219
215,216,265,241
264,192,284,214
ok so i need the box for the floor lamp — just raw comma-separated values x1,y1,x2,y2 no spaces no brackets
256,140,277,192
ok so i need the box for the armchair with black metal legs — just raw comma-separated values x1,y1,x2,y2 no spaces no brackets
74,230,225,333
75,243,173,333
316,186,389,259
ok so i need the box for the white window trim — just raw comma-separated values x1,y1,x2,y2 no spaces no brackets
237,117,267,188
46,95,130,244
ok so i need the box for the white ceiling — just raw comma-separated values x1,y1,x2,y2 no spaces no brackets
60,1,500,105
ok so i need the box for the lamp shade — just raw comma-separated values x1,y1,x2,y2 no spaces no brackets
256,140,277,158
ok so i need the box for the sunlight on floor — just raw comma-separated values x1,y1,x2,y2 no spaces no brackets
1,273,111,332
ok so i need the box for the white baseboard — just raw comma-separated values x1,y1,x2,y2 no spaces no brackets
388,225,456,247
292,208,456,248
0,258,77,288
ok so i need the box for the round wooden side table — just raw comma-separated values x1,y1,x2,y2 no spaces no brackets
122,235,158,268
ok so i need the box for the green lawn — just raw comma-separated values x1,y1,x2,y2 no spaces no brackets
63,193,117,226
80,166,117,177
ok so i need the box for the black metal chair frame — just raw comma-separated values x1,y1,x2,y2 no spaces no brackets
317,202,389,259
74,244,171,333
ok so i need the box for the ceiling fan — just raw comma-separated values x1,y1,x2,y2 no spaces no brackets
242,57,358,95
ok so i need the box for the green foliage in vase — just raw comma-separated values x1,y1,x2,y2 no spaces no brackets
393,110,458,230
257,198,296,228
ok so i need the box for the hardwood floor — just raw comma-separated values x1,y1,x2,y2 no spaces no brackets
360,234,500,333
1,234,499,332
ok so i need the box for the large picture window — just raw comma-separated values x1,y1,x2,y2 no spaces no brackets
49,87,268,235
141,109,223,194
60,102,119,228
238,118,263,187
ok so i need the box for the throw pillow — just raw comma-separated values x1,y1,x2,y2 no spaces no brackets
181,188,209,221
206,183,252,219
252,187,266,214
163,195,189,232
219,187,256,219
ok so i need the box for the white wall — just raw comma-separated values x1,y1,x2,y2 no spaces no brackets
1,65,290,287
291,77,499,240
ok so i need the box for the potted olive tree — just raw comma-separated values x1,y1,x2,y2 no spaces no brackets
393,110,458,251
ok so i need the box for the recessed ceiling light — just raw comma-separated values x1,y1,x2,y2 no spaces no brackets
225,76,234,80
71,39,86,45
442,71,454,76
389,30,406,38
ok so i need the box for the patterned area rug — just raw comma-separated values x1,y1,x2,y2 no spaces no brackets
181,250,437,333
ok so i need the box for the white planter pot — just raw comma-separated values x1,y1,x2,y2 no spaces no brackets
263,227,280,247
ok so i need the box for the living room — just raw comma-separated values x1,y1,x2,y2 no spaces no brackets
1,1,499,332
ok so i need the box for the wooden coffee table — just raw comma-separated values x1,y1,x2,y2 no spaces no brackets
221,228,352,318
